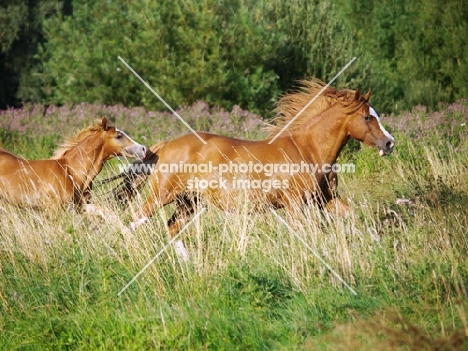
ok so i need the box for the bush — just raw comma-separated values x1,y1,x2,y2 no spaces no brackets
37,0,364,115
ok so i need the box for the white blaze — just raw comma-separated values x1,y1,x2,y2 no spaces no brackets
369,106,394,141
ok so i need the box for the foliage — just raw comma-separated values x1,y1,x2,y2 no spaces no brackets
34,0,362,115
336,0,468,112
0,101,263,154
1,0,467,113
0,0,65,108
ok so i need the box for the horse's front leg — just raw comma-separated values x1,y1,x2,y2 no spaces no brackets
81,202,132,235
322,172,350,218
129,194,160,230
75,188,122,224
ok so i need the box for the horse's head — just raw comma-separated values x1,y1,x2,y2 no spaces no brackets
100,117,147,160
347,90,395,156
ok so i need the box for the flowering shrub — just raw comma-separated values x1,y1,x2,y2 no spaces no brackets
0,101,264,142
1,100,466,151
384,99,468,148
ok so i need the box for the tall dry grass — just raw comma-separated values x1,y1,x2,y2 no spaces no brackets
1,101,467,349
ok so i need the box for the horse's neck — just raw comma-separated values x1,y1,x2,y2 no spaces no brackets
293,108,349,165
60,136,106,192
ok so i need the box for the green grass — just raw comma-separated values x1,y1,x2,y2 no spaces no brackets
1,105,468,350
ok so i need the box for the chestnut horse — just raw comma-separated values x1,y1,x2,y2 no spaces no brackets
110,79,395,260
0,117,146,211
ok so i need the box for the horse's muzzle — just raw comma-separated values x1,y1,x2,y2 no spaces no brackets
378,138,395,156
125,144,147,159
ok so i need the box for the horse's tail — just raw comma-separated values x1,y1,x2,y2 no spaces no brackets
100,141,166,206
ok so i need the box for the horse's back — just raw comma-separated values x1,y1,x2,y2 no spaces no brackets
166,132,258,149
0,150,71,206
0,148,22,160
0,148,25,172
160,132,283,164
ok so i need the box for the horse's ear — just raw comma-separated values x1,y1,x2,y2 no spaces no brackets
364,89,371,101
101,117,109,131
354,89,361,101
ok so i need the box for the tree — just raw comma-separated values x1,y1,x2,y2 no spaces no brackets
335,0,468,112
0,0,64,108
37,0,364,115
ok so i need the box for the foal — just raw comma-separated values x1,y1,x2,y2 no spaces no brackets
0,117,146,212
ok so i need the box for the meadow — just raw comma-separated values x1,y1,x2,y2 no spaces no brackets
0,101,467,350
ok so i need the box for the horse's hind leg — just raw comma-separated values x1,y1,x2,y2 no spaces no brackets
167,194,201,261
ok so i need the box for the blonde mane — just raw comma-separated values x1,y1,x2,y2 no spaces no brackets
265,78,367,136
51,119,106,159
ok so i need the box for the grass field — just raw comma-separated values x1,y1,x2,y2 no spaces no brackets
1,101,467,350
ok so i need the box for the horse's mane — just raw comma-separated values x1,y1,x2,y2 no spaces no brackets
265,78,366,136
51,119,106,159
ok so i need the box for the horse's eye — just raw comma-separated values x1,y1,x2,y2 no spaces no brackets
364,115,372,121
116,133,123,140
